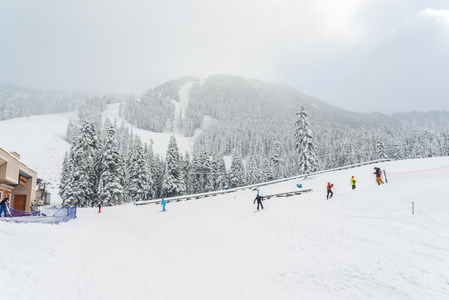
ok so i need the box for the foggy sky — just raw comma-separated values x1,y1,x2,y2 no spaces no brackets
1,0,448,114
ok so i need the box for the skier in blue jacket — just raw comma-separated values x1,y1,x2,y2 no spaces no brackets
161,199,167,212
0,197,9,217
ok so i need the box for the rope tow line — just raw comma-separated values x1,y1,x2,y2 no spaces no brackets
387,165,449,175
414,203,449,215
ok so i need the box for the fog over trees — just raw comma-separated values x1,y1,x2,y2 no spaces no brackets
2,75,448,203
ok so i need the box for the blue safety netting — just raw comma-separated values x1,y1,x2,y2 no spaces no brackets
0,206,77,224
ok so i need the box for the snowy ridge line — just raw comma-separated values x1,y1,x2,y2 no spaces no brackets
135,159,389,206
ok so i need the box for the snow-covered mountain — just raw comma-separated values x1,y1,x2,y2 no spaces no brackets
1,156,448,299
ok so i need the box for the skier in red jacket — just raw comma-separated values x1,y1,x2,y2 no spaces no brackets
326,183,334,200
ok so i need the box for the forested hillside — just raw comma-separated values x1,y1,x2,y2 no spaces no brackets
0,83,124,120
121,75,449,174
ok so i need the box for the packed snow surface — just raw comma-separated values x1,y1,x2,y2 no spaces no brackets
1,157,449,299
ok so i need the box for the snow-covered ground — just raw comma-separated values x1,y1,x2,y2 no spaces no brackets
1,156,449,299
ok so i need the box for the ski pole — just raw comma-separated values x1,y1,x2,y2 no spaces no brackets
333,186,339,196
6,205,15,223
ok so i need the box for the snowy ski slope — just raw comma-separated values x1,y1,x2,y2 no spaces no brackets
1,156,448,299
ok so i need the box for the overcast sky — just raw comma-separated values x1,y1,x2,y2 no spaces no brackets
1,0,448,114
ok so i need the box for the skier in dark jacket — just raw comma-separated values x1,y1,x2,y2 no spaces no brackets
254,195,264,210
373,167,384,185
326,183,334,200
0,197,9,217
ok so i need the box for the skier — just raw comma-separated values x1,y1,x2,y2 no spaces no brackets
326,182,333,200
161,199,167,212
0,197,9,217
98,203,101,213
254,195,264,211
373,167,384,185
351,176,356,190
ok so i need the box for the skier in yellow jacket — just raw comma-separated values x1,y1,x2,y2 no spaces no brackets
351,176,356,190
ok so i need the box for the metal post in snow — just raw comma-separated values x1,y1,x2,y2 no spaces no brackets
412,202,414,215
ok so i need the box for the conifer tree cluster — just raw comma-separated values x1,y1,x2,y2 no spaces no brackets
60,119,246,205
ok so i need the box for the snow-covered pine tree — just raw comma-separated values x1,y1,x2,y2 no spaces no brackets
99,127,124,205
191,151,213,193
246,154,260,185
59,152,70,201
201,151,214,192
64,121,99,206
376,134,386,159
343,142,354,166
144,143,155,199
127,139,150,201
152,154,165,198
270,141,283,180
66,119,79,145
294,106,319,175
189,153,201,194
213,153,228,190
161,136,186,197
229,152,245,188
392,140,404,160
261,158,272,182
181,152,191,194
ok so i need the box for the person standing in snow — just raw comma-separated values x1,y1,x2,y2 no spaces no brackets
0,197,9,217
161,199,167,212
373,167,384,185
98,203,101,213
254,195,264,210
351,176,356,190
326,183,334,199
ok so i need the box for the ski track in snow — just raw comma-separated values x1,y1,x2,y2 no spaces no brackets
174,81,194,120
1,157,449,299
102,103,195,158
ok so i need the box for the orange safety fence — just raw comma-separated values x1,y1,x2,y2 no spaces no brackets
387,165,449,175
